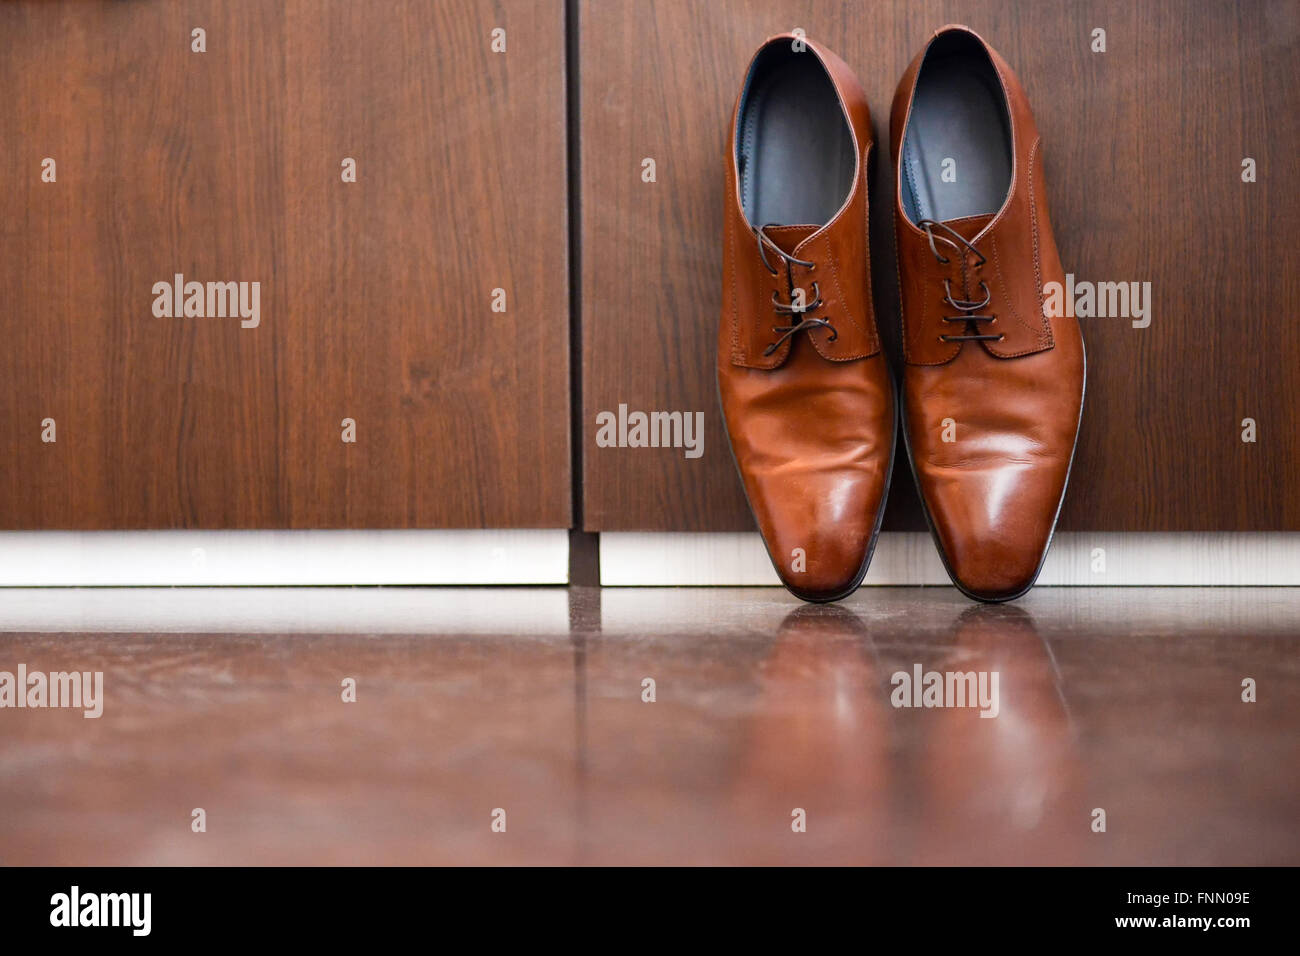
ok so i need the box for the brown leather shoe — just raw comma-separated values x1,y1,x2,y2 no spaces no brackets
718,34,896,603
890,25,1085,602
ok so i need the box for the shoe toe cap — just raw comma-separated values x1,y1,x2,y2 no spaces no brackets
755,471,888,602
923,463,1065,601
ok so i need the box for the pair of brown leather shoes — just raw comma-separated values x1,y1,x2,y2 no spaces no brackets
717,25,1085,604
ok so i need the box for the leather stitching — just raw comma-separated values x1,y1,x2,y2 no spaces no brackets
859,144,881,357
1027,136,1055,350
893,198,913,362
732,220,795,369
901,236,961,366
984,136,1054,358
822,221,866,339
903,141,926,221
816,233,872,361
986,234,1046,358
990,234,1028,331
740,86,761,218
728,205,744,364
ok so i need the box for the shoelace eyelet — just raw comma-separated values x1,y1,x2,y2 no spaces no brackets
752,224,834,355
919,223,999,344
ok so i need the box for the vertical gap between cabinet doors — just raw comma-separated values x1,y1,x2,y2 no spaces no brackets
565,0,600,584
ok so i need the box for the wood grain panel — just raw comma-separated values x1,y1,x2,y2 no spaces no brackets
580,0,1300,531
0,0,570,529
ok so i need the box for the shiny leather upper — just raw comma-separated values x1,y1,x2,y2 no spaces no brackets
718,34,895,602
891,25,1085,601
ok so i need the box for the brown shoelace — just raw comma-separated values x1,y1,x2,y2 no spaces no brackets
754,223,837,357
918,218,1004,344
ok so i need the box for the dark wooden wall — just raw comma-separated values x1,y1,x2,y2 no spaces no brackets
0,0,571,529
3,1,1297,534
580,0,1300,532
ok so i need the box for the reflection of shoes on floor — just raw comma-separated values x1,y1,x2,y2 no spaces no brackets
728,601,890,863
914,599,1083,863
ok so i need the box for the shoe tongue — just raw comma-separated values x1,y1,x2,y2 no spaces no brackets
763,224,819,256
940,214,994,243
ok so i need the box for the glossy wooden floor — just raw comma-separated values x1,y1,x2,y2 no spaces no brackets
0,587,1296,865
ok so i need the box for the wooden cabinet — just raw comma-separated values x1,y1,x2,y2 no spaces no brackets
3,1,1297,536
579,0,1300,532
0,0,570,529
